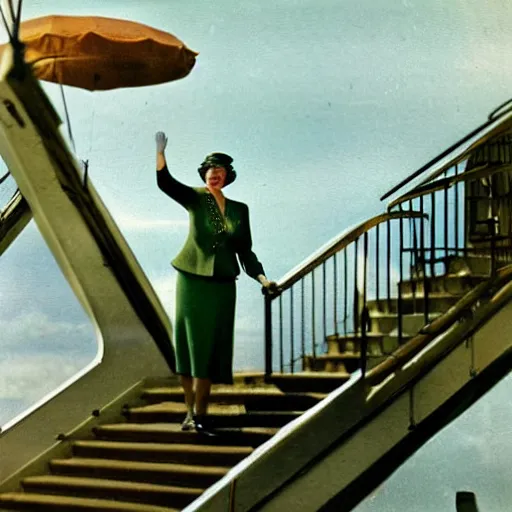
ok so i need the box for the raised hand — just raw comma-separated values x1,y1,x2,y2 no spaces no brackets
155,131,168,153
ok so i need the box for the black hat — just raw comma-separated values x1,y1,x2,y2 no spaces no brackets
198,152,237,186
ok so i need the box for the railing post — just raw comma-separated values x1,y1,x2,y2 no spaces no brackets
421,211,429,325
490,220,497,277
290,287,295,373
430,192,436,277
301,279,306,370
361,232,369,375
398,215,404,344
444,183,449,262
455,162,460,255
264,294,273,382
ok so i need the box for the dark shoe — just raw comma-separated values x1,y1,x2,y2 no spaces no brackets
194,415,219,437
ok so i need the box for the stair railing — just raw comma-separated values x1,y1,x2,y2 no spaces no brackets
389,135,512,279
366,262,512,386
265,130,512,382
380,98,512,201
264,210,426,380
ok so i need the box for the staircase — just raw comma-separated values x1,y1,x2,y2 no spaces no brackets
304,266,490,374
0,264,480,511
1,41,511,511
0,377,331,511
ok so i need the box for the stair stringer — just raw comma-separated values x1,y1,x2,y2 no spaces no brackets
184,282,512,512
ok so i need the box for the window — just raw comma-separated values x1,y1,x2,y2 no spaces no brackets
0,219,97,426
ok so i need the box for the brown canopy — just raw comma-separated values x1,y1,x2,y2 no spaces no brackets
0,15,198,90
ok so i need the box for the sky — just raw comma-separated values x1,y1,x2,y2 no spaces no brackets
0,0,512,508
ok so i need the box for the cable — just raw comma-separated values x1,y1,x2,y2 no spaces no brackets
59,81,77,154
6,0,14,23
82,159,89,189
13,0,22,42
0,0,23,47
0,4,13,41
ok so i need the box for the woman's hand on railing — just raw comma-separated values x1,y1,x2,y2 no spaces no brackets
258,275,279,296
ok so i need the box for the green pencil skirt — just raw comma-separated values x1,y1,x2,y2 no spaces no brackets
174,271,236,384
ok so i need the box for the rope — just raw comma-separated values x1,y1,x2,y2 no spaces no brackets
0,0,23,45
10,0,22,42
82,159,89,189
0,3,13,42
59,81,77,154
6,0,14,26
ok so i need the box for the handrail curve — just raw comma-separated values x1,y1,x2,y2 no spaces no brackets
488,97,512,120
380,102,512,202
273,210,427,297
388,161,512,210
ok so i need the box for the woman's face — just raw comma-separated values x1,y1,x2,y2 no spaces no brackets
205,166,227,190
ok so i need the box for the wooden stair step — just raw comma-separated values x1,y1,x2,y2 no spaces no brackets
270,372,350,393
368,311,442,320
367,311,443,337
124,402,244,420
308,353,362,360
325,331,412,356
367,292,463,314
93,423,278,447
49,457,228,488
130,402,246,413
0,492,178,511
22,475,202,509
72,440,252,466
399,273,488,294
399,291,464,300
326,331,416,340
304,353,385,374
140,387,325,410
210,410,301,428
124,403,301,427
325,332,387,340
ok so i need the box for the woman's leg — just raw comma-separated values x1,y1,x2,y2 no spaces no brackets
180,375,195,414
195,377,212,416
194,377,217,436
179,375,195,430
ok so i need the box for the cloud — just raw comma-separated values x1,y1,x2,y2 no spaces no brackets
0,352,92,402
233,329,265,371
115,215,188,232
151,273,177,319
0,398,27,425
0,311,96,353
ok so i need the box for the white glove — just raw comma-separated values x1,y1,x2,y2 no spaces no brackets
155,131,168,153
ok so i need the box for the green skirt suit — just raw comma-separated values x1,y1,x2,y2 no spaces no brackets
157,165,264,384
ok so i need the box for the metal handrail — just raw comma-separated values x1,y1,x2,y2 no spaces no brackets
366,263,512,385
380,99,512,201
265,105,512,383
264,210,429,379
387,162,509,210
270,210,427,299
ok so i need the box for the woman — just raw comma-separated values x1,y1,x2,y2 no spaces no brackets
155,131,276,436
